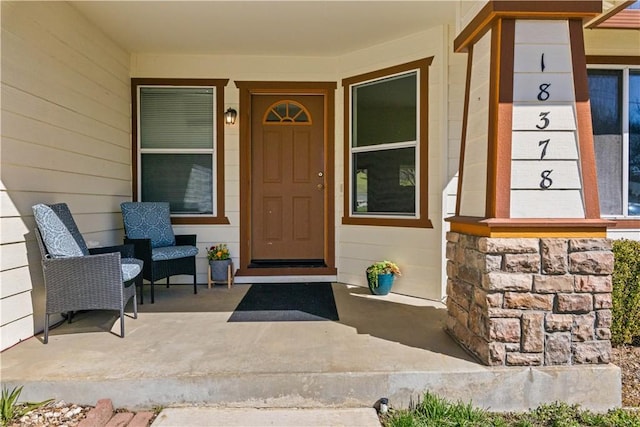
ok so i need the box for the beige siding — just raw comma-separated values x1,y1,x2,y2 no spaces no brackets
447,27,467,183
132,26,451,300
131,54,337,283
608,230,640,240
458,29,491,218
445,24,468,217
456,0,489,34
584,28,640,56
335,27,448,300
442,25,468,297
0,1,130,350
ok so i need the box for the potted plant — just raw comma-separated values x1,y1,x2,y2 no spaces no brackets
206,243,233,288
366,260,401,295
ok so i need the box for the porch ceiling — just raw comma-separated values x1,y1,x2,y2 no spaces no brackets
70,1,458,56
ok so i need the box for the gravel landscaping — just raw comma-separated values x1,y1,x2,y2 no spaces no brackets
612,343,640,408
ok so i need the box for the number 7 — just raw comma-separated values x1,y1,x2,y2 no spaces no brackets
538,139,550,160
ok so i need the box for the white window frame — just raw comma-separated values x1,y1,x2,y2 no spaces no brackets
349,70,421,219
137,85,217,217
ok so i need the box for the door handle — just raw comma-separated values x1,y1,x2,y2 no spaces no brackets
317,184,325,190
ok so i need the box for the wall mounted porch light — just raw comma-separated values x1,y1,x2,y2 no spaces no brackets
225,108,237,125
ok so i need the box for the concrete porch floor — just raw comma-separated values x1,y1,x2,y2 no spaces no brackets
0,283,621,412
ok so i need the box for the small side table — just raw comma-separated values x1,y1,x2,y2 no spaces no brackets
207,261,234,289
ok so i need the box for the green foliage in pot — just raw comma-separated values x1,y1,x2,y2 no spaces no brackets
206,243,230,261
612,239,640,345
366,260,401,288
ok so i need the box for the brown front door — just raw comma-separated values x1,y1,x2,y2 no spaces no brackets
250,95,325,263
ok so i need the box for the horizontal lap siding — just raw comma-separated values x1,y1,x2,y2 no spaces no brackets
132,54,337,284
131,27,460,299
443,24,469,297
0,2,131,350
583,28,640,56
458,30,491,218
335,27,448,300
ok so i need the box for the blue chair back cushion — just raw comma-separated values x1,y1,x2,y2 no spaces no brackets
121,202,176,248
33,203,90,258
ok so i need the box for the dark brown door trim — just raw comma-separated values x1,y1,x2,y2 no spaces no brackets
234,81,337,277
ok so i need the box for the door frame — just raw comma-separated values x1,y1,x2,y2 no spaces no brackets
235,81,337,277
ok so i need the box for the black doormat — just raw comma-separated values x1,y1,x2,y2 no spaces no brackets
228,283,339,322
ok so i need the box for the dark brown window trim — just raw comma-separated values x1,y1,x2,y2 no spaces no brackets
341,58,433,229
570,19,602,220
131,78,230,225
233,81,337,274
586,56,640,65
341,217,433,228
446,215,611,237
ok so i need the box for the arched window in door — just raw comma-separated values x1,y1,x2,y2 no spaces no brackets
263,100,312,125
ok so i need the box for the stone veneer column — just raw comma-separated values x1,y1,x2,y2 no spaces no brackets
445,232,613,366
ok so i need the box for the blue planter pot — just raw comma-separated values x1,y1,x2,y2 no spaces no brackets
368,273,395,295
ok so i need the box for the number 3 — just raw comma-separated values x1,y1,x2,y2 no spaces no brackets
536,112,550,130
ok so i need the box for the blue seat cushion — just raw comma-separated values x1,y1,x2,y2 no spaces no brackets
121,202,176,249
33,203,88,258
151,245,199,261
121,258,143,282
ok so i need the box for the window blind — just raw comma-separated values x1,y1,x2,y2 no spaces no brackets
140,87,214,149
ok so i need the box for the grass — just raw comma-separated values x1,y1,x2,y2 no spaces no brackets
381,392,640,427
1,386,52,427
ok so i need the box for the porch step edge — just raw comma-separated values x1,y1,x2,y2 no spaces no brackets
151,407,381,427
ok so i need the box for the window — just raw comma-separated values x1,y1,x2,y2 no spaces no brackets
342,58,433,228
263,100,311,124
132,78,229,224
587,67,640,218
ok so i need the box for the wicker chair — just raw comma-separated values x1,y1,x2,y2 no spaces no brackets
120,202,199,304
32,203,142,343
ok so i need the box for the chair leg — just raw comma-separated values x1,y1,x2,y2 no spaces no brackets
132,293,138,319
138,277,144,305
44,313,49,344
193,273,197,294
166,276,170,288
120,306,125,338
151,279,155,304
